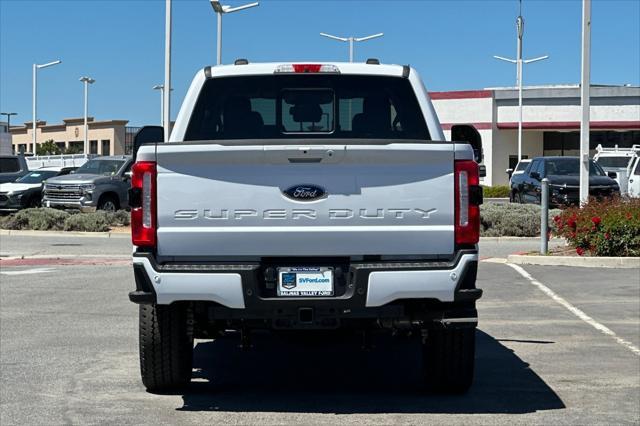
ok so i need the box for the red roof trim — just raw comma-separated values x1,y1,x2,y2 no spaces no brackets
441,122,493,130
429,90,493,100
497,121,640,130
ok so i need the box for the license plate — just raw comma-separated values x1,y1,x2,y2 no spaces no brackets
277,267,334,297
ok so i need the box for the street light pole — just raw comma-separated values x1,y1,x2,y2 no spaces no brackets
494,12,547,163
320,32,384,62
32,60,61,154
153,85,165,127
579,0,591,205
0,112,17,129
164,0,172,142
79,77,95,154
210,1,260,66
153,85,174,127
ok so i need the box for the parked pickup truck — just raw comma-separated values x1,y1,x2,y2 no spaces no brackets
129,62,483,393
42,155,133,212
0,154,29,184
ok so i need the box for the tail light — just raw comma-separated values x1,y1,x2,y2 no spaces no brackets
130,161,157,248
455,160,482,245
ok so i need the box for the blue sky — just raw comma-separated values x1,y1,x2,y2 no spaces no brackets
1,0,639,127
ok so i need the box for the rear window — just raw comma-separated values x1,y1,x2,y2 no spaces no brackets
184,75,430,141
0,157,20,173
596,156,633,168
75,159,125,176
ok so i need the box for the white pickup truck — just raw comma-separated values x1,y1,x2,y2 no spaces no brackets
128,61,483,393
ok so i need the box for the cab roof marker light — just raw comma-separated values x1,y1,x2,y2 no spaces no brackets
274,64,340,74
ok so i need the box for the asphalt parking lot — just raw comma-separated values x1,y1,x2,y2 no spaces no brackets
1,234,639,425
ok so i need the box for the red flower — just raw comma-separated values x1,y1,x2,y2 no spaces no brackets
605,232,611,240
591,217,601,226
626,213,632,220
567,218,577,229
553,215,561,223
576,247,585,256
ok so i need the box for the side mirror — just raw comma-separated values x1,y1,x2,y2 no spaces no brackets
506,168,514,179
451,124,483,164
133,126,164,161
479,164,487,178
124,171,132,180
607,171,617,179
530,171,541,180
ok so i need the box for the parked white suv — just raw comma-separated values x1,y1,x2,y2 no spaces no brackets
128,62,483,393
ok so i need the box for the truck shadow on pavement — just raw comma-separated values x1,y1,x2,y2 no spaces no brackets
178,329,565,414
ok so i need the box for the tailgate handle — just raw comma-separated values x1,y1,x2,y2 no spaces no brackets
288,157,323,163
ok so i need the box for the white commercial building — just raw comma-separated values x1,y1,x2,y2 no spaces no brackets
431,84,640,186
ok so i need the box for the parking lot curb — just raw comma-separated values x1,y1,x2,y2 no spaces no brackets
480,236,565,242
0,229,130,239
507,254,640,269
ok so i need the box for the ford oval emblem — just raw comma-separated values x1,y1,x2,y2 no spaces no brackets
283,184,326,201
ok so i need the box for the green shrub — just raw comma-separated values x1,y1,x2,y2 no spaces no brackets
0,208,70,230
107,209,131,227
63,210,130,232
482,185,511,198
554,197,640,257
480,202,561,237
63,212,110,232
0,208,130,232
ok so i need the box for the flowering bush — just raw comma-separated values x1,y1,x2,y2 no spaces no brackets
553,197,640,257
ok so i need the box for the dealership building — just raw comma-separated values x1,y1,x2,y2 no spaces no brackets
9,117,139,156
431,84,640,186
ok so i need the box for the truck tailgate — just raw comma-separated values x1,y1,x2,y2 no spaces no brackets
155,143,454,257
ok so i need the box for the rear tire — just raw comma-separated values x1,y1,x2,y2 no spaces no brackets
422,328,475,393
139,304,193,392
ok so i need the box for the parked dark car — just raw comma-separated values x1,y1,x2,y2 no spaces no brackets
510,156,619,207
0,166,76,212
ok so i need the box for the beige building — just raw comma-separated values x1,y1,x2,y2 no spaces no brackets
10,118,135,156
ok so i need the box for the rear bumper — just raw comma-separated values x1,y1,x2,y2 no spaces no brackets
130,250,481,311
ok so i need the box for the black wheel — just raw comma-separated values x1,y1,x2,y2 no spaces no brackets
97,194,119,212
139,304,193,392
27,196,41,208
423,328,475,393
515,191,524,204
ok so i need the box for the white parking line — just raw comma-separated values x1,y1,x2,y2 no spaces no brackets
507,263,640,356
0,268,56,276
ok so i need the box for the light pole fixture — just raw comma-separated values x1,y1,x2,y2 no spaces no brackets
153,84,174,127
153,84,165,127
320,32,384,62
210,0,259,66
0,112,17,129
493,6,548,163
33,60,62,153
79,76,96,155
